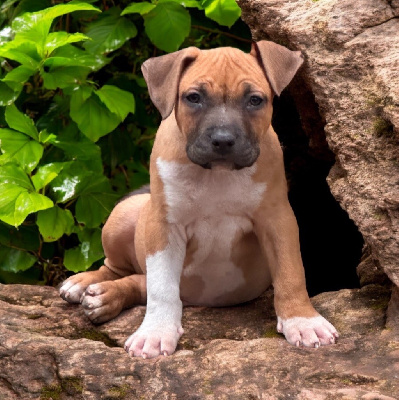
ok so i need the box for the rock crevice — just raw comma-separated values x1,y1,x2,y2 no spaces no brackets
239,0,399,290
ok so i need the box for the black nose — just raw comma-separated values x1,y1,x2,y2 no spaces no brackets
210,130,236,154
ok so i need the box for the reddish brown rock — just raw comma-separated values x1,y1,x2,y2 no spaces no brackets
239,0,399,288
0,283,398,399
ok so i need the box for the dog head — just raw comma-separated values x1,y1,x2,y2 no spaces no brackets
142,41,303,170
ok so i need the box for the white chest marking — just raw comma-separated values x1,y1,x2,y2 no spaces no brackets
156,158,267,303
156,158,266,226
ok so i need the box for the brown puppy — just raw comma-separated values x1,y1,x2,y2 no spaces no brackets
60,42,338,359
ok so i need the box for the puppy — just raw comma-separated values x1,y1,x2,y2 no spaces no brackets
60,41,338,359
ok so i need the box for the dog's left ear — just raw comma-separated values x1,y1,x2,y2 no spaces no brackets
250,41,303,96
142,47,201,120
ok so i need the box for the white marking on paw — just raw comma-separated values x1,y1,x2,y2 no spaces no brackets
126,228,186,359
82,295,103,309
277,315,339,348
124,323,183,359
59,281,85,303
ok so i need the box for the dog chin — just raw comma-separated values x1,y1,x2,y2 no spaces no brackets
203,160,235,170
198,159,254,171
187,149,258,171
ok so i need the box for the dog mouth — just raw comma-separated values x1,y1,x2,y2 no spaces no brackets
200,158,243,170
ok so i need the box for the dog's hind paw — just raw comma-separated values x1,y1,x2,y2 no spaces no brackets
277,315,339,348
80,282,124,324
59,279,86,303
125,324,184,359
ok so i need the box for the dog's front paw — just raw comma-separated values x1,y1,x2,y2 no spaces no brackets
124,323,184,359
277,315,339,348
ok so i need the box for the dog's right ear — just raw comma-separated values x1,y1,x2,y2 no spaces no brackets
141,47,201,120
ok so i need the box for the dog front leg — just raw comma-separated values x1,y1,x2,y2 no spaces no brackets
124,223,186,359
255,203,338,348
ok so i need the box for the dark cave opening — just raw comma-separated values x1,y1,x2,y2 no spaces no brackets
272,82,364,297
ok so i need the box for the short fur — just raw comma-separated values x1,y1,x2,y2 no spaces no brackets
60,41,338,359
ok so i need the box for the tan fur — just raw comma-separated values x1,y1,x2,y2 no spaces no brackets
60,43,337,357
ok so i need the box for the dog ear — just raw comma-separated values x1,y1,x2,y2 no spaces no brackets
250,41,303,96
141,47,201,120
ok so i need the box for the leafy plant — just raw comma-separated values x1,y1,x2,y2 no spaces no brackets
0,0,250,285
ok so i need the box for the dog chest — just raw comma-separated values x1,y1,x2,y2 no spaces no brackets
155,157,266,226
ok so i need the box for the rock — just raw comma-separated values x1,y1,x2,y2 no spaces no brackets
357,246,391,287
0,283,398,399
238,0,399,288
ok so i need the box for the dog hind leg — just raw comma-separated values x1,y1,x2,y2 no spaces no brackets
60,193,150,320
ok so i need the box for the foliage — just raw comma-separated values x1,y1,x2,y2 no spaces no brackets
0,0,250,285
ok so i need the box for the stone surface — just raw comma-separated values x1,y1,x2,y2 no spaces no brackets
0,283,398,399
239,0,399,287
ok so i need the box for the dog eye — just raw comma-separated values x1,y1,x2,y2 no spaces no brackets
248,96,263,107
186,93,201,103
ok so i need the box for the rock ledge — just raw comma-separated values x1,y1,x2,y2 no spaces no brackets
0,283,398,399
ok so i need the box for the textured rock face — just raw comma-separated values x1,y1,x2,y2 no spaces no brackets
0,283,398,399
239,0,399,287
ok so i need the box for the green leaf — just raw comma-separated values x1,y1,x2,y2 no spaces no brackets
95,85,135,121
5,104,39,140
159,0,203,8
41,65,91,90
47,127,103,172
48,161,91,203
0,128,44,172
0,245,37,273
32,162,65,191
12,1,101,56
99,127,136,170
37,206,74,242
38,129,57,144
44,31,90,55
201,0,241,27
121,2,156,15
0,222,40,252
0,81,21,106
75,175,118,228
14,191,53,224
64,228,103,272
84,10,138,54
0,162,33,190
0,189,53,227
0,186,26,225
144,2,191,52
12,12,51,49
42,1,100,24
2,65,36,84
0,24,14,45
0,41,41,69
49,44,109,71
0,163,53,226
70,87,121,141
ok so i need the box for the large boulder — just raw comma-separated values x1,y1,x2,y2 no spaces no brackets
239,0,399,288
0,283,398,399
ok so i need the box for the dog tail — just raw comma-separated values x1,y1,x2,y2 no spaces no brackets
117,184,150,204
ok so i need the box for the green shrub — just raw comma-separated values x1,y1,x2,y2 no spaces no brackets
0,0,250,285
